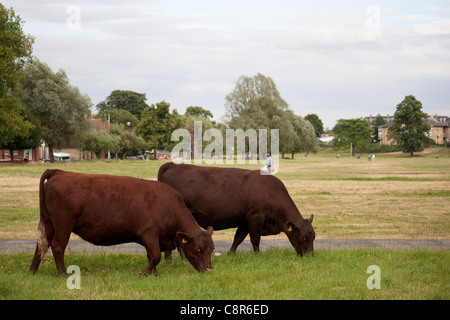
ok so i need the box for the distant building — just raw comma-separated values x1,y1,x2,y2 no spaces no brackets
376,114,449,146
53,118,110,160
0,147,41,163
364,114,393,125
0,116,110,162
319,134,335,144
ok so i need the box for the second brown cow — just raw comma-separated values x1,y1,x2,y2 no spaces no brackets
158,162,315,256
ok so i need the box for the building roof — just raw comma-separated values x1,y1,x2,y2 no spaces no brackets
377,115,449,128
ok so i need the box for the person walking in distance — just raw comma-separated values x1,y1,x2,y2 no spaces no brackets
266,153,273,174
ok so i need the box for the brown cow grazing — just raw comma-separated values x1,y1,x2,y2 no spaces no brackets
30,169,214,275
158,162,315,256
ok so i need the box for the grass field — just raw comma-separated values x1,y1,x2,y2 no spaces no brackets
1,148,449,240
1,249,448,299
0,148,449,300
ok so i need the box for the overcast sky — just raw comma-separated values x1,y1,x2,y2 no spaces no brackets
4,0,450,129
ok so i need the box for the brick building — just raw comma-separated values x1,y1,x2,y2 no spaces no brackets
377,114,449,146
0,118,109,162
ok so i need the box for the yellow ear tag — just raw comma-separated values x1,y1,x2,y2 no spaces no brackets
288,225,293,232
182,238,188,244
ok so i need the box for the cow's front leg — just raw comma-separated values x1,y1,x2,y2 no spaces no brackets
140,238,161,276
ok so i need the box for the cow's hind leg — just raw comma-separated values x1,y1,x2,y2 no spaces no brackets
229,226,248,253
50,230,71,276
164,250,172,262
30,244,43,274
140,237,161,276
248,220,263,253
249,232,261,253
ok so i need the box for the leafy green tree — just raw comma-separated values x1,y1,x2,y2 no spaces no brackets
138,101,183,150
304,114,324,137
224,73,319,158
109,123,147,159
19,59,92,162
96,90,149,119
185,106,214,120
94,109,139,129
0,4,34,95
225,73,288,131
0,4,35,147
333,118,372,156
2,107,42,161
272,111,297,159
183,113,215,159
79,129,116,160
372,114,386,142
225,73,291,155
0,96,34,147
388,95,431,156
291,113,319,157
276,111,318,159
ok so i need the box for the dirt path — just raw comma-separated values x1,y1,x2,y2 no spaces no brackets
1,239,448,255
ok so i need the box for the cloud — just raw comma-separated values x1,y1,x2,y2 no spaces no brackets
3,0,450,129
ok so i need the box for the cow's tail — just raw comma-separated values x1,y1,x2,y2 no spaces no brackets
36,169,60,259
157,162,177,182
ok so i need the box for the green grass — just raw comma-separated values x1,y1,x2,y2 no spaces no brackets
1,149,449,239
0,160,162,179
0,249,448,300
0,149,448,300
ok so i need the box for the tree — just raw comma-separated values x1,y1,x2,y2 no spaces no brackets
185,106,214,120
333,118,372,156
96,90,149,119
79,129,116,160
225,73,288,129
94,109,139,128
224,73,289,154
183,113,215,160
19,59,92,162
291,113,319,157
388,95,431,156
138,101,183,150
0,4,35,148
109,123,147,159
304,114,324,137
2,107,42,162
276,111,318,159
372,114,386,142
0,4,34,95
0,96,34,148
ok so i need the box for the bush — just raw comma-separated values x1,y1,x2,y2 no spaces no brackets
360,143,402,153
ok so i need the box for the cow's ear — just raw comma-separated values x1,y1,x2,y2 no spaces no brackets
286,221,296,232
176,232,191,244
309,214,314,224
206,226,213,236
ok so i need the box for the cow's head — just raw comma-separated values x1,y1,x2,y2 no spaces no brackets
176,226,215,272
286,215,315,256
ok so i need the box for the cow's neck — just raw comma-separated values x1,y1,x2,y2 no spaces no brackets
281,202,305,226
176,209,201,235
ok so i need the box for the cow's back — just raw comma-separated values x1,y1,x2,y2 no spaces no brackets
44,171,182,246
159,164,293,230
159,164,253,229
